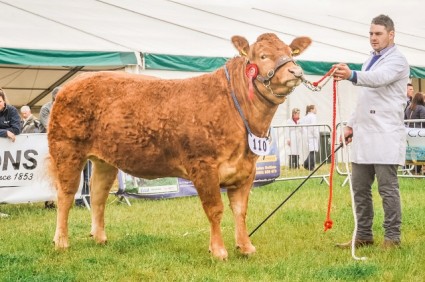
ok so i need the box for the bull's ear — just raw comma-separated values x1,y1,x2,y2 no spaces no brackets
289,37,312,57
231,35,250,57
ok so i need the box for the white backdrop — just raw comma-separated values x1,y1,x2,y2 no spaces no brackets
0,134,82,204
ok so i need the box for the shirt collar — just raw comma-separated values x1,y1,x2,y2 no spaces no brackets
371,44,395,56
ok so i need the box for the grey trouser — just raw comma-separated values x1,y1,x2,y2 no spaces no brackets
351,163,402,242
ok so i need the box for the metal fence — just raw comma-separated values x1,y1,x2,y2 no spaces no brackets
274,119,425,186
334,120,425,184
273,124,332,184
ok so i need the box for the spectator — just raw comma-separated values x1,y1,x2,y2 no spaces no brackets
0,88,21,218
405,83,414,112
300,105,319,171
333,14,409,249
40,87,60,130
40,87,61,209
285,108,302,169
0,88,21,142
20,105,45,133
404,92,425,175
405,92,425,128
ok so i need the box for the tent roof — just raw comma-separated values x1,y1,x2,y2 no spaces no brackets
1,0,424,108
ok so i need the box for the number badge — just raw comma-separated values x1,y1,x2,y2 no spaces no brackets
248,133,271,156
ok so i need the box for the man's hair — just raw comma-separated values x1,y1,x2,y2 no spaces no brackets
407,83,413,87
20,105,31,113
371,14,395,32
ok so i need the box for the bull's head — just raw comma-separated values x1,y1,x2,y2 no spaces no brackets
232,33,311,102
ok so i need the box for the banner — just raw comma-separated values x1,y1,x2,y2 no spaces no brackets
406,128,425,164
118,129,281,199
0,134,82,204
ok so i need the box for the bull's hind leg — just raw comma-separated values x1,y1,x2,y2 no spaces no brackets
227,175,256,256
52,147,86,249
192,169,227,260
89,159,118,245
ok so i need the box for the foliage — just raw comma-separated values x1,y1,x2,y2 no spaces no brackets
0,176,424,281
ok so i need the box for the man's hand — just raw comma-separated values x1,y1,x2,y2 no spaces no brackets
341,126,353,144
6,131,16,142
332,63,352,81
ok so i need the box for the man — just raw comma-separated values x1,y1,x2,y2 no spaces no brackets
40,87,60,130
20,105,45,133
405,83,414,112
333,15,409,249
40,87,61,209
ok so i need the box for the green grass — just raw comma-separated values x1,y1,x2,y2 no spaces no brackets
0,176,424,281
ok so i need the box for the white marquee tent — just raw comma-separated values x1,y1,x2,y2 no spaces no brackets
1,0,424,125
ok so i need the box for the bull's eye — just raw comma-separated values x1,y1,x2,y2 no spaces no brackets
260,55,267,60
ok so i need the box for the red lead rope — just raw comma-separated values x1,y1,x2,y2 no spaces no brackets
308,67,338,232
324,78,338,231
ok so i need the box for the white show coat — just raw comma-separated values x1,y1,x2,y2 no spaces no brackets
285,118,302,155
300,112,319,152
348,45,410,165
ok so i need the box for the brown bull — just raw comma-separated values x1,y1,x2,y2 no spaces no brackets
49,33,311,260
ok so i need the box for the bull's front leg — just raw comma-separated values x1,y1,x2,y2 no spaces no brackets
227,174,256,256
192,173,227,260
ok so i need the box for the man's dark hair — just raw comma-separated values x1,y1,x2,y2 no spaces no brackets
372,14,395,32
407,83,413,87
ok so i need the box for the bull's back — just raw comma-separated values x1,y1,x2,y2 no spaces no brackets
48,71,241,177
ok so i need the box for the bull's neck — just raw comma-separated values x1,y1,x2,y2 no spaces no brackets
225,58,279,137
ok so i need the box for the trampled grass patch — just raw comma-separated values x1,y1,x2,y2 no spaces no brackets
1,175,424,281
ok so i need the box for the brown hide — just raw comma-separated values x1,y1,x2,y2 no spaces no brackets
49,33,311,260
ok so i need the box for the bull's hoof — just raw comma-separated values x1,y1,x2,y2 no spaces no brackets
209,247,228,261
53,236,69,250
93,235,108,245
236,244,256,256
91,230,107,244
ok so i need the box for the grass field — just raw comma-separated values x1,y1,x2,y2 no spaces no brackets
0,175,424,281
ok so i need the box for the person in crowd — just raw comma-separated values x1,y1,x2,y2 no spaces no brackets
405,92,425,128
404,92,425,175
0,88,21,142
300,104,319,171
0,88,21,218
20,105,45,133
405,83,414,112
40,88,61,209
333,14,409,249
285,108,302,169
40,87,60,130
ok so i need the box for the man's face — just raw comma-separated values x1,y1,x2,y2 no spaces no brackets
21,110,30,119
407,86,414,98
369,24,394,52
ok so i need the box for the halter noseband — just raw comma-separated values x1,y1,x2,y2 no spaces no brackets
251,56,298,97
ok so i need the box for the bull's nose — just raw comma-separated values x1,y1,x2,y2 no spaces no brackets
289,66,303,78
